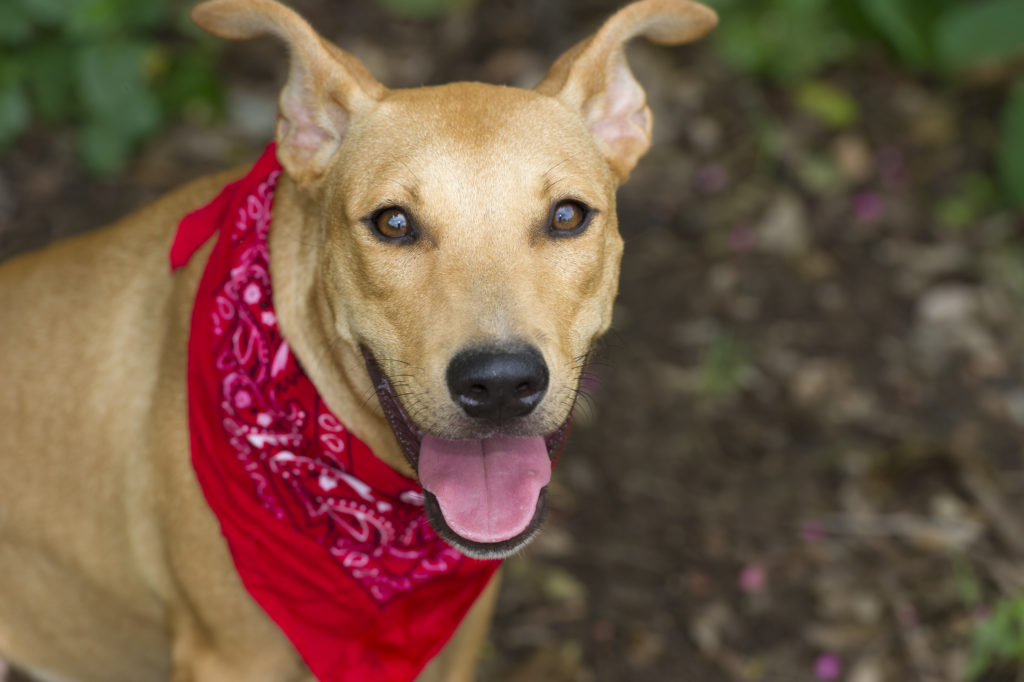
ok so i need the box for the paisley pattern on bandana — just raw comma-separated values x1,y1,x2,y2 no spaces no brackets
207,167,464,604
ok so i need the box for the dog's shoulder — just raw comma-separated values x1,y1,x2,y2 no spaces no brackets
0,165,251,361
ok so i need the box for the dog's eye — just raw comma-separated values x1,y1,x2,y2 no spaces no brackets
549,200,592,237
369,207,415,243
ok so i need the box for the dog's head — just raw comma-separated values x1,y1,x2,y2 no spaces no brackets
193,0,716,558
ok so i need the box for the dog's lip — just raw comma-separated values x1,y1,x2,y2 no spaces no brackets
423,488,548,559
362,347,425,470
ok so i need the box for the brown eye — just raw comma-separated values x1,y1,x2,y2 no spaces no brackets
370,207,415,242
549,200,592,236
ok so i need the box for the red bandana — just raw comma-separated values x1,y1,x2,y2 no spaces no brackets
170,145,500,682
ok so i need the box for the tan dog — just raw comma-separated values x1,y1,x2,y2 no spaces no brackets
0,1,716,680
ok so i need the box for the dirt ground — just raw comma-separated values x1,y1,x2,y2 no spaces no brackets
2,2,1023,681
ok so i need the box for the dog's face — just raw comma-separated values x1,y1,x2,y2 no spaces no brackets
194,0,717,557
324,85,622,555
328,85,621,441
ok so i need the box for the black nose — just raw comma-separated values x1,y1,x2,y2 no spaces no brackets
446,346,549,422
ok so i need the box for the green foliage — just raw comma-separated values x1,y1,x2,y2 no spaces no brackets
696,332,750,401
855,0,960,70
76,37,159,174
707,0,1024,80
373,0,476,21
859,0,932,69
0,3,34,46
936,0,1024,71
794,80,859,129
998,82,1024,208
0,84,30,149
952,552,983,609
968,595,1024,679
705,0,1024,208
703,0,855,82
936,173,998,231
0,0,222,174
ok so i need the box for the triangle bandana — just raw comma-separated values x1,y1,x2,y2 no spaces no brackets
171,144,501,682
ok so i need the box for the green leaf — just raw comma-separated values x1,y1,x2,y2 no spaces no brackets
0,83,30,149
0,2,33,47
160,49,224,122
77,121,134,175
714,13,769,75
968,596,1024,679
115,0,169,31
999,81,1024,208
64,0,122,40
795,80,859,129
17,0,83,25
936,0,1024,70
861,0,931,68
76,42,161,139
697,332,749,401
937,173,997,229
24,43,76,122
952,552,983,608
774,0,855,76
713,4,855,82
0,53,24,88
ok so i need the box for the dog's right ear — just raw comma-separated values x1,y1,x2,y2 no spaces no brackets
192,0,386,191
536,0,717,184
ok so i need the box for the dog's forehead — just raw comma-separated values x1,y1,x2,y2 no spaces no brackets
346,82,614,195
377,82,582,145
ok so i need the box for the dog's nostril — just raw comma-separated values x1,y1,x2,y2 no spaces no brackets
446,346,549,422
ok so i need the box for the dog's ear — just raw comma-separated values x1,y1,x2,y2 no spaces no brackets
536,0,717,184
192,0,386,190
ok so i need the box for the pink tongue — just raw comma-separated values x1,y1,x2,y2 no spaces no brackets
418,434,551,544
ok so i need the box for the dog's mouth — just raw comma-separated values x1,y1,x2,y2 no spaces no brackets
362,348,570,559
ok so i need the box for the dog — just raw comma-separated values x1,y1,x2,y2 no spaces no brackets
0,1,716,680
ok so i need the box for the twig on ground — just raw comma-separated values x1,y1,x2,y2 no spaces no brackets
954,451,1024,557
879,574,944,682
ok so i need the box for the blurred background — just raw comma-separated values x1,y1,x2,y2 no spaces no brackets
1,0,1024,680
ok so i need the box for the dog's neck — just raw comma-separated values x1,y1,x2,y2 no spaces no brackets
268,176,414,478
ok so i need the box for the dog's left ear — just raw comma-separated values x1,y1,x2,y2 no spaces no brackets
536,0,717,184
192,0,387,190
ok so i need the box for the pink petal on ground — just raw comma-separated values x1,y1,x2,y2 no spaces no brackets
696,164,729,194
854,192,884,222
729,224,757,254
898,604,919,627
815,653,842,680
878,147,906,189
801,520,826,542
739,562,767,594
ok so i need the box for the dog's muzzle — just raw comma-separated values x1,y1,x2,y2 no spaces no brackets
363,347,571,558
